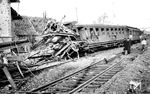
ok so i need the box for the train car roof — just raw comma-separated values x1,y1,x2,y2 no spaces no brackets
63,21,77,26
75,24,140,30
74,24,142,32
75,24,126,28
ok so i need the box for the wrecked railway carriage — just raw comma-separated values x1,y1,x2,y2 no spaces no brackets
27,22,143,62
71,24,143,51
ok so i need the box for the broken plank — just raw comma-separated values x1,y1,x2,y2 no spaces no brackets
2,66,17,90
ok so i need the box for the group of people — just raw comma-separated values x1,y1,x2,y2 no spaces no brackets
123,35,147,55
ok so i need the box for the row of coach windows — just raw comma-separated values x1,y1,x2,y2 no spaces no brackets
88,28,125,31
87,27,125,35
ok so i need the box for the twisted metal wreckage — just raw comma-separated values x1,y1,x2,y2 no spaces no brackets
29,19,83,62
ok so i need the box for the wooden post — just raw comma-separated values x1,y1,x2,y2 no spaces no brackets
2,66,17,90
16,61,24,77
12,51,24,78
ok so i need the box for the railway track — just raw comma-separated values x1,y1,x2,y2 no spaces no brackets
69,60,123,94
24,54,122,94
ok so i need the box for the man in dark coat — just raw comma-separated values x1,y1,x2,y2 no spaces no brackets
123,38,131,55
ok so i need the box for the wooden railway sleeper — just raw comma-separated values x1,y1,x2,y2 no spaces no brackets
86,84,100,88
29,55,120,93
68,61,122,94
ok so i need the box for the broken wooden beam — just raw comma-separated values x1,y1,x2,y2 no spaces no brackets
54,43,71,56
2,66,17,90
0,39,29,51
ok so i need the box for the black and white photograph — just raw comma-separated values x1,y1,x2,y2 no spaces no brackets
0,0,150,93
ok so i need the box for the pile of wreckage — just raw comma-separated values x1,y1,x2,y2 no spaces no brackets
28,19,82,64
0,17,85,81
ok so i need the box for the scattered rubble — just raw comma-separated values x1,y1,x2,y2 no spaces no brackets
18,47,122,91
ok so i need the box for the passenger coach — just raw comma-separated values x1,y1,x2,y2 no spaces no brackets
72,24,142,49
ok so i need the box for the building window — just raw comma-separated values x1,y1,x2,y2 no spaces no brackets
122,28,124,31
115,28,117,31
119,28,121,31
85,28,87,30
101,28,104,31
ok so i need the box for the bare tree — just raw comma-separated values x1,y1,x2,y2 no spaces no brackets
97,13,108,24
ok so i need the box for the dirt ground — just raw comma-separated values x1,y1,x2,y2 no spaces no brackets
94,41,150,94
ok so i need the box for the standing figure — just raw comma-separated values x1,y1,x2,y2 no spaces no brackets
141,38,147,51
123,38,131,55
129,34,133,40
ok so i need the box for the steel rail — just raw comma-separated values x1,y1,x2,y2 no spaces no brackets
68,61,122,94
30,55,119,92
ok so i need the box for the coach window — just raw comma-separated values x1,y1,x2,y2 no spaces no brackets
96,28,99,31
106,28,109,31
101,28,104,31
127,28,129,31
90,28,93,31
111,28,113,31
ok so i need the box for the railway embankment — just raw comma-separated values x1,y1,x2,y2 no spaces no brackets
19,48,122,91
96,40,150,94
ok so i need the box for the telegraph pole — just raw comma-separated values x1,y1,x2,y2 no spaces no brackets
75,7,78,22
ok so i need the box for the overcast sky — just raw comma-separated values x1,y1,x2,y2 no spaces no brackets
11,0,150,29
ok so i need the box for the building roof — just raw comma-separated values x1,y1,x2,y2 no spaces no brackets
11,7,22,20
12,16,39,36
63,21,77,26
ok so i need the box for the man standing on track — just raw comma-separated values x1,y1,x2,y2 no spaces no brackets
141,38,147,51
123,38,131,55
